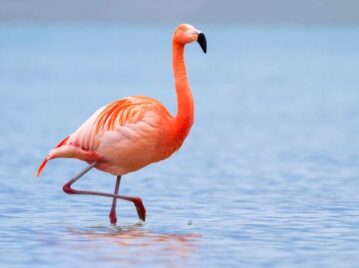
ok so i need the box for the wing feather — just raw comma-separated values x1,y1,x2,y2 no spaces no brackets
70,96,170,151
94,98,146,135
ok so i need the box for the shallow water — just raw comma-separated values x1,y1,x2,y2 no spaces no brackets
1,25,359,267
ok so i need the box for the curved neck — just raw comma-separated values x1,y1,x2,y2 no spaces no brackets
172,41,194,131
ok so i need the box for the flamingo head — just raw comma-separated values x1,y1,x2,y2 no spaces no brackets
173,24,207,53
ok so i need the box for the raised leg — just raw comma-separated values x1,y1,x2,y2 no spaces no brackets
109,175,121,224
62,163,146,222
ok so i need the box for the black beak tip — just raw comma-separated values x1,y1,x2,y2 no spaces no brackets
197,33,207,54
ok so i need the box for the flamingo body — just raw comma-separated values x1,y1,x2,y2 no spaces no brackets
38,96,188,176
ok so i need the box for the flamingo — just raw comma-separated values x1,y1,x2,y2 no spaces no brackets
37,24,207,224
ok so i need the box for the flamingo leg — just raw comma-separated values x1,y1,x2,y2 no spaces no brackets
62,162,146,222
109,175,121,224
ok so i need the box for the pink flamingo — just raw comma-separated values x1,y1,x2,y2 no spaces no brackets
37,24,207,224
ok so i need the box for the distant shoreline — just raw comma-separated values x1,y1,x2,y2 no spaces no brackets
1,0,359,25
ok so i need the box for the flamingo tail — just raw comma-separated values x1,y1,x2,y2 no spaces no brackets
36,147,100,177
36,136,70,177
37,157,49,177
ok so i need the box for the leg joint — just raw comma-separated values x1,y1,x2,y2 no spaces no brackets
132,197,143,206
63,183,75,194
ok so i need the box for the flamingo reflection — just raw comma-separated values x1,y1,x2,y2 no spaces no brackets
67,225,201,266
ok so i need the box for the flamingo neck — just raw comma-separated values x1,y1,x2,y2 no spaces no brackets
172,41,194,136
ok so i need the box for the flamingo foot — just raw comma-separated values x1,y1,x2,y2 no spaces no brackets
133,197,146,221
109,210,117,224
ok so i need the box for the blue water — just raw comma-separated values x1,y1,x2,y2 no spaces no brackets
1,24,359,267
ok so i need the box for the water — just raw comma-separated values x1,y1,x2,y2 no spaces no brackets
1,24,359,267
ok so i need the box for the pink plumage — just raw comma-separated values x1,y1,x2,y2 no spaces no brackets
37,24,207,223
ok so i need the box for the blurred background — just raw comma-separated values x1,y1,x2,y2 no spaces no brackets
1,0,359,24
1,1,359,268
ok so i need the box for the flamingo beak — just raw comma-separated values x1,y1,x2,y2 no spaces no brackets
197,33,207,54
